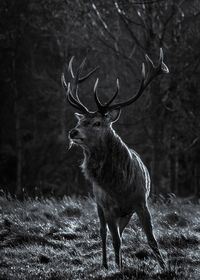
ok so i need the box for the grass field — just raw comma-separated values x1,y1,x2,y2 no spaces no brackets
0,194,199,280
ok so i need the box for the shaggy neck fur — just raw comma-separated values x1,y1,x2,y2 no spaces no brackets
81,127,135,191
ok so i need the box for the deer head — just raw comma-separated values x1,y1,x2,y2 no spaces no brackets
61,49,169,149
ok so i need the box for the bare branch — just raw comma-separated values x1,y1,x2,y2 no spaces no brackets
91,2,117,43
115,3,146,53
131,0,167,4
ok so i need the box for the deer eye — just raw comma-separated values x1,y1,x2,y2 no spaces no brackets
93,121,101,127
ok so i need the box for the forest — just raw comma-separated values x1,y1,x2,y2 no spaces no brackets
1,1,200,280
0,0,200,198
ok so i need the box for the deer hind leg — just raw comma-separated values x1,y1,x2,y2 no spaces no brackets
119,215,132,236
136,203,166,269
107,219,122,270
97,205,108,269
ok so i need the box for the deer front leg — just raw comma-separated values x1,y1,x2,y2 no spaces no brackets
107,219,122,270
97,205,108,269
136,203,166,269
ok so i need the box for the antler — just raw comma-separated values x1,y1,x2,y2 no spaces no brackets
62,49,169,116
61,57,98,113
93,78,120,114
94,48,169,113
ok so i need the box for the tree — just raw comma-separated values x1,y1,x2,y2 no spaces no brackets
81,0,200,195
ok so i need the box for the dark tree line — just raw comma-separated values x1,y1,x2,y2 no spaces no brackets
0,0,200,197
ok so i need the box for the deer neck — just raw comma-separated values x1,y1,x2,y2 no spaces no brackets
81,128,133,187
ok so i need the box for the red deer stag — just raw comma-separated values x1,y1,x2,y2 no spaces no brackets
61,49,169,270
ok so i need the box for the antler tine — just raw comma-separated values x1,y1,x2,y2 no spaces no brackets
145,48,169,87
107,63,146,110
70,57,99,110
159,48,169,74
72,57,86,98
79,66,100,83
94,78,104,111
67,93,85,111
106,49,169,111
68,84,89,113
61,73,79,109
104,78,120,107
68,56,75,78
62,56,99,114
93,78,120,113
61,72,89,113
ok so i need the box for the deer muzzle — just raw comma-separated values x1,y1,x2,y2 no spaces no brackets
69,129,84,144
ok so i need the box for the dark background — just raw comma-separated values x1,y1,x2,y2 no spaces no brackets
0,0,199,198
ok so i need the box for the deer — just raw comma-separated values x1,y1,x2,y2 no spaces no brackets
61,49,169,270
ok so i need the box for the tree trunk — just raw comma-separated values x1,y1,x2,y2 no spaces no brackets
150,80,164,196
169,137,179,194
13,59,22,197
194,162,200,198
169,152,175,194
174,148,179,194
16,111,22,196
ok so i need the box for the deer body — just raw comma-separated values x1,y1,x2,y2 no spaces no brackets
61,50,169,269
81,128,150,217
79,124,154,269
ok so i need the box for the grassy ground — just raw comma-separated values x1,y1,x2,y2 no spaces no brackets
0,194,199,280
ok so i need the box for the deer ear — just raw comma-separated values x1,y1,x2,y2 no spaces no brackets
74,113,85,121
107,108,121,123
